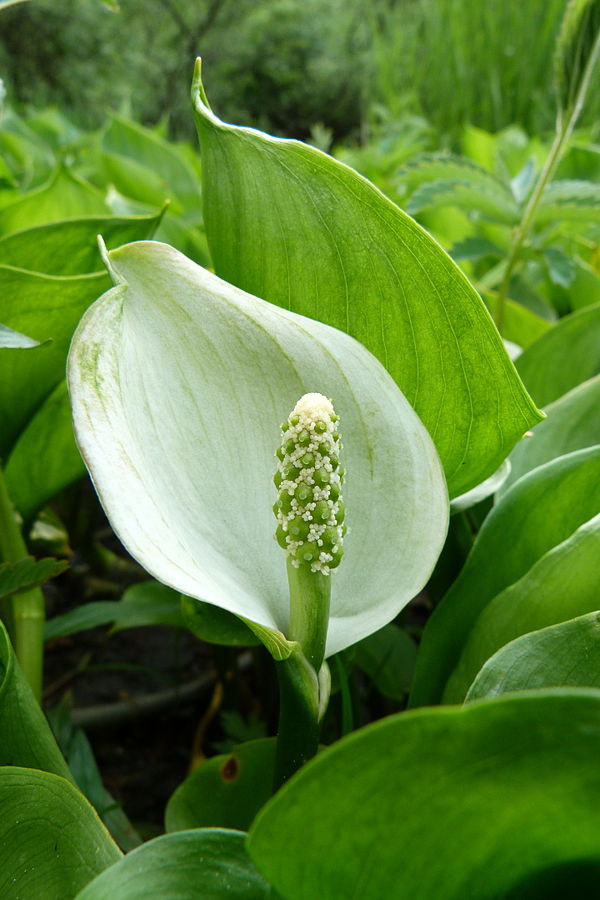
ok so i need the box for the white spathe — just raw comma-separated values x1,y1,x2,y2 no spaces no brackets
68,240,448,657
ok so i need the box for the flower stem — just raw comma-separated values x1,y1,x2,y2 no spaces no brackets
286,557,330,672
273,559,332,788
274,648,321,788
494,25,600,334
0,466,44,702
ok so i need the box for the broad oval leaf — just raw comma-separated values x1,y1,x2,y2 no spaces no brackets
0,767,120,900
248,690,600,900
4,380,85,521
0,211,163,276
445,513,600,702
0,265,109,456
74,829,269,900
499,374,600,495
515,302,600,406
0,167,109,236
68,240,448,657
165,738,276,833
0,621,72,778
192,61,542,498
467,611,600,700
410,445,600,706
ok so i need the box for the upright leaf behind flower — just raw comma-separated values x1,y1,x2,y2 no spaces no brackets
68,240,448,658
191,61,542,498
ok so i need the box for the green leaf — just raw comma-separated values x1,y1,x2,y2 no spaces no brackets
0,322,39,348
0,556,68,600
181,594,260,647
568,259,600,310
543,246,576,287
397,154,518,222
483,291,552,349
410,445,600,706
537,179,600,226
0,621,72,777
102,115,202,213
0,167,109,236
45,580,184,642
449,235,503,261
445,514,600,701
68,240,448,657
352,623,417,700
165,738,276,833
449,459,511,513
500,375,600,494
0,211,164,276
406,179,518,224
248,690,600,900
515,302,600,406
192,63,542,498
0,767,121,900
48,698,141,852
74,830,269,900
467,611,600,700
4,380,85,521
0,266,109,456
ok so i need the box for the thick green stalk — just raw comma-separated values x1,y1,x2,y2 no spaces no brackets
274,648,321,788
0,466,44,702
494,24,600,333
273,562,332,788
286,557,330,672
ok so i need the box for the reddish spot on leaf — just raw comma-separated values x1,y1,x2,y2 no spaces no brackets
220,756,239,782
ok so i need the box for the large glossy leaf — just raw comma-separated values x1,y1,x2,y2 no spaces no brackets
0,266,109,455
4,380,85,521
0,621,71,777
410,445,600,706
68,240,448,657
500,375,600,494
445,514,600,701
192,62,542,498
165,738,276,833
0,767,121,900
0,211,163,275
74,830,269,900
248,690,600,900
467,611,600,700
515,302,600,406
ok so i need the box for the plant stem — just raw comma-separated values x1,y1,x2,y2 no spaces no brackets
286,557,330,672
274,649,321,788
0,466,44,702
273,560,332,788
494,25,600,334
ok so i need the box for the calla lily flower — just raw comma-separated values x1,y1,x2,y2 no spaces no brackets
68,240,448,658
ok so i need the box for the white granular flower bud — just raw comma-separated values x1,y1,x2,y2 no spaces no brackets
273,393,345,574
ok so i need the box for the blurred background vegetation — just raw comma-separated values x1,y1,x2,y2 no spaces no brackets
1,0,599,144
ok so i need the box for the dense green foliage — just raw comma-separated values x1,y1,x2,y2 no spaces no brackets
2,0,600,140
